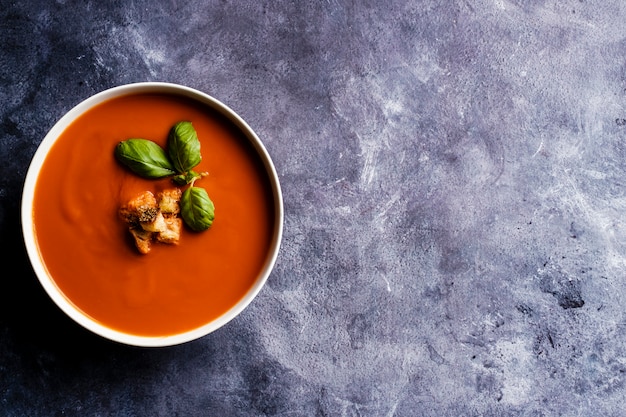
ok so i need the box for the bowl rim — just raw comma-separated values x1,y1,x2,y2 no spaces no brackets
21,82,284,347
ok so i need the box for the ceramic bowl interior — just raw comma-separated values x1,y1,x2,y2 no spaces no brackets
21,82,283,347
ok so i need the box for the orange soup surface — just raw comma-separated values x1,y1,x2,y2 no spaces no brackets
33,93,275,337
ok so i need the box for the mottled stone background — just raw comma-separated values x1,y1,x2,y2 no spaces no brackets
2,0,626,415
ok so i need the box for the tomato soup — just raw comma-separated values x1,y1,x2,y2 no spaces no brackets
32,93,275,337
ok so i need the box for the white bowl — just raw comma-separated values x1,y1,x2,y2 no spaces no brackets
21,82,283,347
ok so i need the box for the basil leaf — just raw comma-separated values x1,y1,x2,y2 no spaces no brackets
167,121,201,174
180,186,215,231
115,139,176,178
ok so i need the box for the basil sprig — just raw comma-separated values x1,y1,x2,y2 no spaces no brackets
114,121,215,231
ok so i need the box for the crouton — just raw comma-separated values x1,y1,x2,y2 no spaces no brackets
157,188,182,216
129,227,153,254
119,191,159,224
120,189,184,254
156,217,182,245
140,211,167,233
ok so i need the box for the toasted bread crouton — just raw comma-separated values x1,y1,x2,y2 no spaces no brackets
140,211,167,233
129,227,154,254
157,188,182,216
156,217,182,244
121,189,185,253
119,191,159,224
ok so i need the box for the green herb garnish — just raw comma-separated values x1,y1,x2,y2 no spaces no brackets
168,121,202,173
114,138,176,179
181,183,215,232
172,170,204,186
114,121,215,231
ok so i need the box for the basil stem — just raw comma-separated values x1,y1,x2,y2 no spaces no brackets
172,170,203,186
115,139,176,179
180,186,215,231
167,121,201,174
